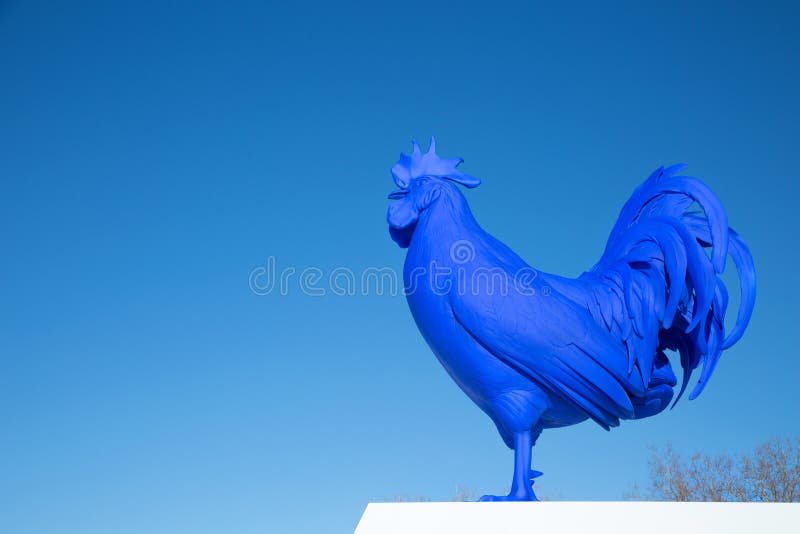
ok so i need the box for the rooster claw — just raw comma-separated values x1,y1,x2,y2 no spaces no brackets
478,494,506,502
478,493,539,502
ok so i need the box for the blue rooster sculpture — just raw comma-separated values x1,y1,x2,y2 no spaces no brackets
387,138,755,501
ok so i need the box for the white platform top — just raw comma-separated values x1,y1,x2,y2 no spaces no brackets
355,501,799,534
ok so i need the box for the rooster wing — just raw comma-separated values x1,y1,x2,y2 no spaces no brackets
449,276,646,430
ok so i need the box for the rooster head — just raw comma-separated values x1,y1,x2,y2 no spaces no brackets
387,137,480,248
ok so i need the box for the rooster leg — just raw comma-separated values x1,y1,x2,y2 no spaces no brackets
480,429,539,501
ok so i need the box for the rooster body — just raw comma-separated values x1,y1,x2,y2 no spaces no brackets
387,139,755,501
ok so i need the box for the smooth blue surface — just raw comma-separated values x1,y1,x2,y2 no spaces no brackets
1,1,798,533
387,139,754,500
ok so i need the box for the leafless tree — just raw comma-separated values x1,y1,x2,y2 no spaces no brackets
632,437,800,502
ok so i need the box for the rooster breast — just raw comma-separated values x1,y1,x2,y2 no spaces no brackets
402,229,592,443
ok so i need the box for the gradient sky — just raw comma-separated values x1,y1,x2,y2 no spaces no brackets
1,1,798,533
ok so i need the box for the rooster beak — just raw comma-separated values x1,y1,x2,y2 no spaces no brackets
388,189,408,200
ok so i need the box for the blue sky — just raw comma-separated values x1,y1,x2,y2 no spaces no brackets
1,1,798,532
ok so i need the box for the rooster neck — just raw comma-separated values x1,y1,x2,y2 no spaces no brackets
410,185,484,256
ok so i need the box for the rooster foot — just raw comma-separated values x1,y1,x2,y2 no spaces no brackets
478,489,539,502
479,429,542,501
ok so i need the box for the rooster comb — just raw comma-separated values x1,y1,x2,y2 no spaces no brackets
391,137,481,190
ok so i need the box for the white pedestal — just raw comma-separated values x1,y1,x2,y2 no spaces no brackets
355,502,800,534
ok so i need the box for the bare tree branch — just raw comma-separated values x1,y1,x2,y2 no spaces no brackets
637,437,800,502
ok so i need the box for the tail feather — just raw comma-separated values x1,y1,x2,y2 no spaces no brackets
682,213,756,350
586,165,755,410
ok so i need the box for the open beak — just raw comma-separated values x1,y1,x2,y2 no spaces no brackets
387,189,407,200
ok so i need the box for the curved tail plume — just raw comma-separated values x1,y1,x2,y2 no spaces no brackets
587,165,755,406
